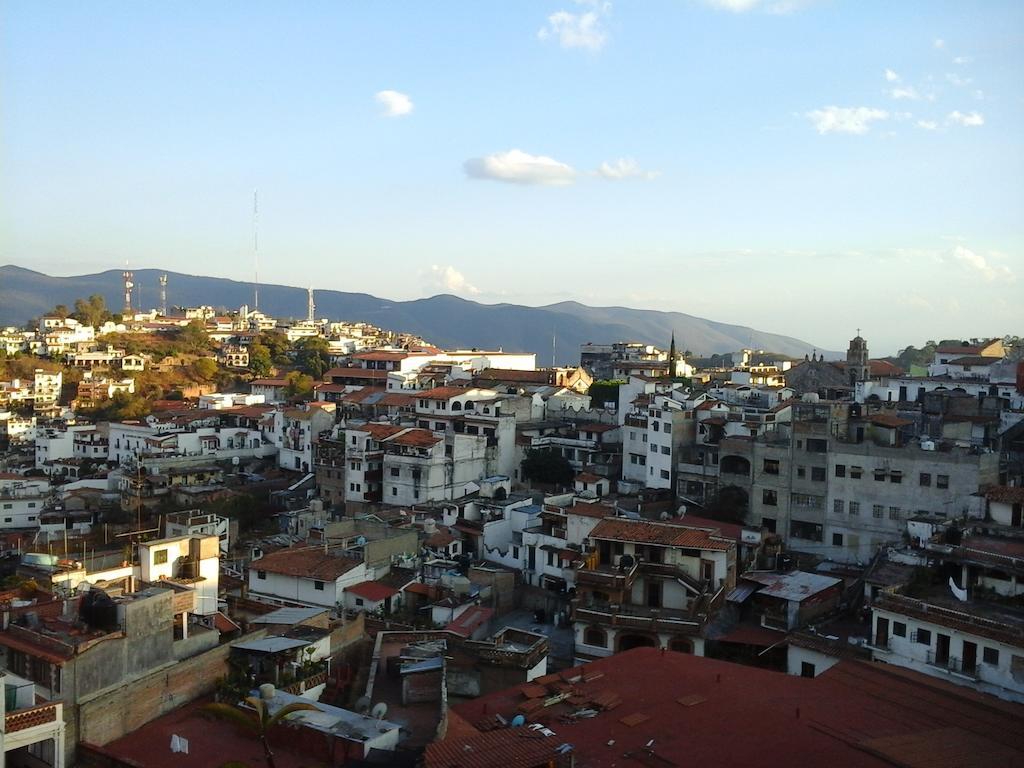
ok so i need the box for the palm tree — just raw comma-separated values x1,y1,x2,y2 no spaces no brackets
204,696,320,768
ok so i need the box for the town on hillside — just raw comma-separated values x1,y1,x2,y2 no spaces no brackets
1,290,1023,767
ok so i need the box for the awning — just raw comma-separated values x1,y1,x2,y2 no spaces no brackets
725,582,759,603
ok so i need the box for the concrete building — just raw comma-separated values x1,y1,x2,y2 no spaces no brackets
248,546,367,609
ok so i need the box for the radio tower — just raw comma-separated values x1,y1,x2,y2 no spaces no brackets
122,270,134,314
307,287,315,323
159,274,168,316
253,189,260,311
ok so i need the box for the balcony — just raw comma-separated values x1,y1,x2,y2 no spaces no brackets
5,701,60,733
576,560,639,592
926,651,980,679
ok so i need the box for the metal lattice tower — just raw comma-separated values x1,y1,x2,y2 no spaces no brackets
122,270,134,314
159,274,168,316
307,286,315,323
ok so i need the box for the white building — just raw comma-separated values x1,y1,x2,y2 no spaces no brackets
870,591,1024,703
248,546,367,609
274,403,337,473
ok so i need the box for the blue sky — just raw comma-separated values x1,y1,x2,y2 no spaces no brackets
2,0,1021,354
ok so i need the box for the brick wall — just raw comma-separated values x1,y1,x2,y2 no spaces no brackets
76,629,267,747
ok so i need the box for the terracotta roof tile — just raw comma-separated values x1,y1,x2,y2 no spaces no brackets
589,518,733,550
253,547,362,580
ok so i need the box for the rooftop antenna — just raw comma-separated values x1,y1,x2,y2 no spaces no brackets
307,286,315,323
159,274,168,316
122,266,134,315
253,189,260,311
552,328,556,368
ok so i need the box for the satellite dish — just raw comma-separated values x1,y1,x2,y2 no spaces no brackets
370,702,388,719
511,715,526,728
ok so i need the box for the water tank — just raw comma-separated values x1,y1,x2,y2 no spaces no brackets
259,683,276,700
309,499,324,514
920,439,936,451
801,393,820,403
423,518,438,535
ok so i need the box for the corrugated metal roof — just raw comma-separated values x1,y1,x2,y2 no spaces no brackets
232,636,309,654
251,606,325,625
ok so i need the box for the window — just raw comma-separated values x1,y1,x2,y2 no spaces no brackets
790,520,823,542
355,598,364,606
849,501,860,516
153,549,168,565
833,499,845,514
314,580,325,591
796,466,806,479
801,661,816,678
811,467,826,482
872,504,884,518
257,570,266,580
937,475,949,489
850,466,863,479
653,421,660,432
660,446,670,455
806,438,828,453
762,489,777,506
763,459,780,475
890,471,902,484
832,532,843,546
915,628,931,645
761,517,777,533
663,422,671,434
874,469,886,482
513,546,519,560
893,621,907,637
660,469,670,480
392,487,398,496
920,472,931,487
650,443,657,453
584,627,607,647
835,464,846,477
984,647,1000,666
390,467,400,477
888,506,901,520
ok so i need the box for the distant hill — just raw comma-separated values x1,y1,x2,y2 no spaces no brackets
0,265,838,361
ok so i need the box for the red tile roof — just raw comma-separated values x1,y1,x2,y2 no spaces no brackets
984,486,1024,505
324,367,389,380
446,606,494,638
935,339,1002,356
589,518,733,550
253,547,362,580
427,647,1024,768
416,385,473,400
868,411,914,428
384,428,442,448
352,422,406,440
345,580,399,602
352,350,418,361
575,472,605,484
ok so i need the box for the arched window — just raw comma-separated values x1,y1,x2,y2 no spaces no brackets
451,401,462,411
584,627,607,648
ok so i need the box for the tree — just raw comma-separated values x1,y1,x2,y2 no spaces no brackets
284,370,314,400
293,336,330,379
522,448,575,486
587,379,625,409
193,357,218,381
203,697,319,768
73,294,111,328
249,344,272,378
179,319,211,353
259,331,291,366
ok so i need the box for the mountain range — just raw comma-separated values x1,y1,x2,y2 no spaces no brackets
0,265,837,362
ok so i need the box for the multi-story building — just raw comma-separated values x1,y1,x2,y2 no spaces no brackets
622,391,694,490
0,476,50,530
248,546,367,609
870,589,1024,703
382,428,488,506
33,370,62,411
274,402,336,473
571,517,736,661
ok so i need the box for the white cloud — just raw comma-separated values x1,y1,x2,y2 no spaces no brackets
595,158,660,180
949,246,1013,281
805,106,889,135
934,38,946,49
916,120,938,131
947,110,984,127
374,90,414,117
538,1,611,52
704,0,812,12
946,73,972,87
464,149,577,186
889,86,920,100
884,68,901,82
426,265,480,295
952,55,972,65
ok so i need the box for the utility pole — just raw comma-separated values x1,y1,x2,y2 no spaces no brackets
159,274,168,316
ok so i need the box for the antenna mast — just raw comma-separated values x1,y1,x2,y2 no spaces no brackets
159,274,168,316
253,189,260,311
307,286,315,323
122,269,134,315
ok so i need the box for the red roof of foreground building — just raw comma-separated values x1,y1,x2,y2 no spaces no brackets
589,518,734,551
426,647,1024,768
344,580,399,602
445,606,494,638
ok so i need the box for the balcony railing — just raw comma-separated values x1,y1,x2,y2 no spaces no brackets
5,702,59,733
574,600,701,632
576,560,638,591
926,651,980,679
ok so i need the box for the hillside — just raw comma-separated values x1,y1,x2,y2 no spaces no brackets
0,265,838,361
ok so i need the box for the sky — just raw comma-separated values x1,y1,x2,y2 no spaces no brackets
1,0,1022,355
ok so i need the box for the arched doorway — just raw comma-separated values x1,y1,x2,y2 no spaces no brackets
618,633,657,652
